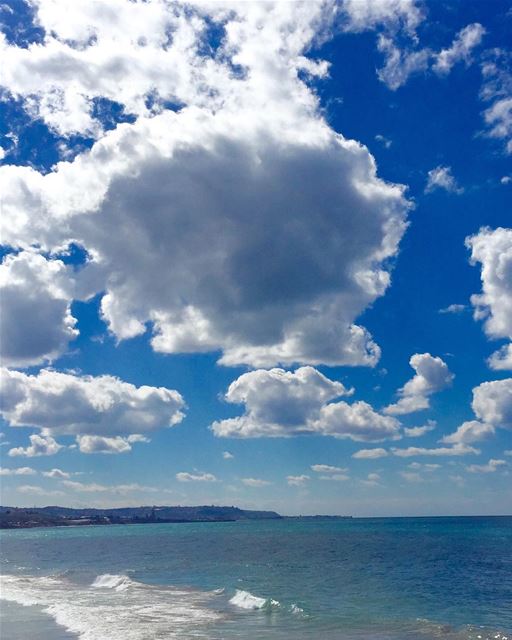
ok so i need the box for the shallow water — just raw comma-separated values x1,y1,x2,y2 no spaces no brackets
1,517,511,639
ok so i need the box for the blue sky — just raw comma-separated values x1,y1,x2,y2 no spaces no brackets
0,0,511,516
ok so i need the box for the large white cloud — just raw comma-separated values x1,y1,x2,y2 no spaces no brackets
0,251,79,367
0,368,185,450
0,2,411,369
472,378,512,429
211,367,401,441
384,353,454,415
467,227,512,370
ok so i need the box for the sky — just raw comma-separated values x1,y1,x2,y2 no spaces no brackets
0,0,511,517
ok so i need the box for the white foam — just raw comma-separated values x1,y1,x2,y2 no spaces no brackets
229,589,268,610
91,574,134,591
0,573,222,639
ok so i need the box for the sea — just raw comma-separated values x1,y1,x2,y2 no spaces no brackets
0,516,510,640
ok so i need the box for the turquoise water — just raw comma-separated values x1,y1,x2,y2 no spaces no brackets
1,517,511,639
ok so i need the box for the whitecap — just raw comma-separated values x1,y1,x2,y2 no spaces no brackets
229,589,279,610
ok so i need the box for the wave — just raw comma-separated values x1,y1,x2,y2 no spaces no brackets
0,573,222,640
91,574,134,591
229,589,281,611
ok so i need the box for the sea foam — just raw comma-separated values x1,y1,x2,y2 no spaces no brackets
229,589,280,610
0,573,222,640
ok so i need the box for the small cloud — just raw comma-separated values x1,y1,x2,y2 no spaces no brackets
352,448,388,459
449,474,465,487
501,176,511,185
361,472,381,486
222,451,234,460
439,304,466,314
176,472,218,483
375,134,392,149
286,474,310,486
0,466,37,476
466,458,506,473
407,462,440,471
505,450,512,456
404,420,437,438
42,468,71,479
311,464,347,474
241,477,271,487
9,434,63,458
425,166,464,194
392,443,478,457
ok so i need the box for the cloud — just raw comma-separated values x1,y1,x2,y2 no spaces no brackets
42,468,71,479
76,435,144,454
17,485,64,496
8,434,63,457
407,462,440,471
433,23,486,75
466,459,506,474
384,354,454,415
311,464,348,474
441,420,495,445
400,471,422,483
286,474,310,487
352,448,388,459
467,227,512,369
222,451,234,460
0,466,37,476
403,419,437,437
471,378,512,428
175,472,217,483
0,251,79,367
377,36,430,91
0,1,411,370
375,134,392,149
392,443,478,457
212,367,400,442
241,478,271,487
0,368,185,445
480,49,512,154
361,472,381,486
63,480,158,493
439,304,466,314
425,166,463,194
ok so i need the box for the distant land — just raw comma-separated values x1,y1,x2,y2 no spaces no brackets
0,505,283,528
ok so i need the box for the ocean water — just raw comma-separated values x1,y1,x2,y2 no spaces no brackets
0,517,511,640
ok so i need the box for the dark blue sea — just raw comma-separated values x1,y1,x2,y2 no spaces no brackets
1,517,511,639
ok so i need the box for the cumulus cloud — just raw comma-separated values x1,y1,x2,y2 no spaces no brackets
0,251,79,367
222,451,234,460
467,227,512,369
0,466,37,476
211,367,400,442
76,435,149,454
175,472,217,483
0,2,411,370
466,458,506,473
408,462,440,471
403,419,437,437
471,378,512,428
384,354,454,415
8,434,63,457
241,478,271,487
352,448,388,459
286,474,310,487
392,443,478,457
42,468,71,479
0,368,185,447
361,472,381,486
441,420,495,445
433,23,486,75
425,166,463,194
